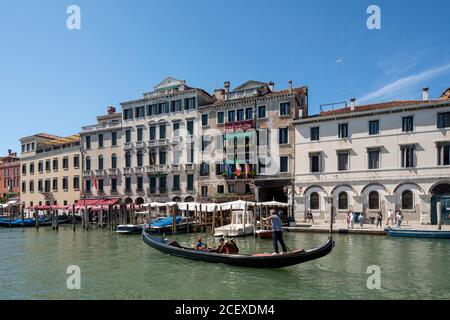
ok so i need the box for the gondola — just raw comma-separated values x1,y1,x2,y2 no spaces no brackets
115,224,144,234
0,216,73,228
143,231,334,268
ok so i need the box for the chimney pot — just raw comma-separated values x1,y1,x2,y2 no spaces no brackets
422,87,429,101
224,81,230,93
268,81,275,92
288,80,293,93
107,106,116,114
350,98,356,110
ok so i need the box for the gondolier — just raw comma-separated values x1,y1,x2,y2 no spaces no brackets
262,209,288,254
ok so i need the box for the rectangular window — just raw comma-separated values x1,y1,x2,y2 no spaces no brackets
173,122,180,136
437,144,450,166
338,123,348,138
173,175,180,191
201,186,208,197
38,161,43,173
150,177,157,194
184,97,196,110
217,111,224,124
111,132,117,146
215,163,225,176
137,177,143,192
159,176,167,193
22,181,26,193
228,110,236,122
29,181,34,193
171,100,182,112
187,174,194,191
22,164,26,175
338,152,349,171
202,114,209,126
136,106,145,118
402,116,414,132
98,134,104,148
280,102,290,116
73,177,80,190
368,149,380,169
159,124,166,139
111,178,117,192
280,156,288,172
125,130,131,143
237,109,244,121
123,108,133,120
159,151,166,165
85,136,91,149
137,128,143,142
245,108,253,120
258,105,266,118
369,120,380,135
125,177,131,192
187,121,194,136
279,128,288,145
52,178,58,191
310,127,320,141
53,159,58,171
217,185,224,194
401,145,415,168
38,180,43,192
310,153,322,173
149,126,156,140
85,180,91,193
62,157,68,170
73,156,80,169
437,112,450,128
62,177,68,191
29,163,34,175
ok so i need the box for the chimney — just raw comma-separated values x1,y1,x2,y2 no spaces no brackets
288,80,293,93
422,87,429,101
8,149,12,156
268,81,275,92
224,81,230,93
107,106,116,114
350,98,356,110
214,89,225,101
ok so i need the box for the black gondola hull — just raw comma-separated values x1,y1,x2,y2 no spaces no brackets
143,232,334,268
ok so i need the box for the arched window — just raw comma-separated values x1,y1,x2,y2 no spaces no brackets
338,192,348,210
137,151,143,167
369,191,380,210
402,190,413,210
111,154,117,169
98,155,104,170
310,192,320,210
125,152,131,168
86,156,91,171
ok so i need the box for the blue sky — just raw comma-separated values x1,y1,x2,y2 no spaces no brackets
1,0,449,153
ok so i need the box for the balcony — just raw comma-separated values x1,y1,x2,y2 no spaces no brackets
157,139,168,147
156,164,168,173
172,136,182,144
135,166,144,175
123,167,132,175
172,164,182,172
135,141,145,149
148,140,157,148
83,170,92,178
146,165,156,174
185,163,195,172
108,168,119,176
124,142,133,150
94,169,104,176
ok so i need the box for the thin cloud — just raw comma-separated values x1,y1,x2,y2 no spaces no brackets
359,63,450,103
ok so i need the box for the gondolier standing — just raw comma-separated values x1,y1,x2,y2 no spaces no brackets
263,209,288,254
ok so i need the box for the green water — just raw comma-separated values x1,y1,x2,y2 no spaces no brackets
0,226,449,300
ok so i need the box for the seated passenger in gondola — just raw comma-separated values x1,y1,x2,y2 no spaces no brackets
213,238,226,253
195,237,207,251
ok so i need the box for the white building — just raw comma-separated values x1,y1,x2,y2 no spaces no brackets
294,89,450,225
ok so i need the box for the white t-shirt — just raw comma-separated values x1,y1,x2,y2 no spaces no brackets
387,210,393,218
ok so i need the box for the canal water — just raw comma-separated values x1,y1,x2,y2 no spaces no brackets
0,226,449,300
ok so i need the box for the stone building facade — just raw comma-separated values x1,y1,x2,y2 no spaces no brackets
0,150,20,200
293,91,450,225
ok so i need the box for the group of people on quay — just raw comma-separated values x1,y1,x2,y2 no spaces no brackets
345,209,404,229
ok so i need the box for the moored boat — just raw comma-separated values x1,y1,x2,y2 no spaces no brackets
115,224,143,234
146,216,193,234
385,227,450,239
254,229,273,239
143,231,334,268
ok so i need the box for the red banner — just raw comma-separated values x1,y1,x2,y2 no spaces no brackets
226,120,254,131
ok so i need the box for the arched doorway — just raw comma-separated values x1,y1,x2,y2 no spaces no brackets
124,197,133,205
184,196,195,203
135,197,144,205
431,183,450,225
172,196,182,202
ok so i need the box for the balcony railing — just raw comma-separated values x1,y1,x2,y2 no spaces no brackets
172,164,182,172
83,170,92,178
123,167,132,175
108,168,119,176
135,166,144,175
124,142,133,150
185,163,195,172
148,140,157,148
157,139,168,147
156,164,168,173
135,141,145,149
146,165,156,174
95,169,104,176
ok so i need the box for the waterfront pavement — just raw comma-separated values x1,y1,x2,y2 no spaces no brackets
285,219,450,235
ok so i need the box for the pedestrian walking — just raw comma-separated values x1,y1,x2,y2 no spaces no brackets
349,211,355,229
358,212,365,228
376,211,383,228
346,211,351,228
396,210,403,229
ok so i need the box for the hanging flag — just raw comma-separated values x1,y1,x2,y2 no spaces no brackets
93,177,98,191
226,161,232,177
236,162,242,176
245,162,250,178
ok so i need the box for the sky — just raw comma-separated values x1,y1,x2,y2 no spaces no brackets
1,0,450,153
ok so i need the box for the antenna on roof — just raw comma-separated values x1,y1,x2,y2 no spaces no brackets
319,101,348,113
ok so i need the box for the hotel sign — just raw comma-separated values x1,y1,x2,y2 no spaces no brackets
226,120,254,131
